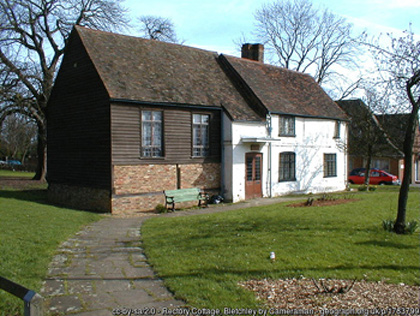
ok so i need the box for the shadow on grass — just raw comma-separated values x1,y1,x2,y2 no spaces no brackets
0,189,48,203
160,264,420,279
355,240,418,249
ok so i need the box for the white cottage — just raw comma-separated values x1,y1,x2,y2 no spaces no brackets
220,49,348,202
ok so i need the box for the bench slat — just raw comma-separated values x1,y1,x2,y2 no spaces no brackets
165,188,199,196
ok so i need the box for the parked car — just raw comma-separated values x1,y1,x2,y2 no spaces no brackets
0,160,6,165
6,160,22,166
348,168,400,185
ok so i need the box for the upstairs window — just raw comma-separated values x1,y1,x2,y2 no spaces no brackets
141,111,163,157
192,114,210,157
324,153,337,177
279,116,295,137
334,120,341,139
279,152,296,181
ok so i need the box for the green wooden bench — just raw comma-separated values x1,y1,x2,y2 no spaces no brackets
163,188,209,211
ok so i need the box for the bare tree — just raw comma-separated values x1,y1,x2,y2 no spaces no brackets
253,0,363,85
137,15,181,43
0,114,37,164
365,26,419,234
0,0,129,180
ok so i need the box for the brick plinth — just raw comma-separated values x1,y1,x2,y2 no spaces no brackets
112,194,165,216
112,163,221,214
48,183,111,212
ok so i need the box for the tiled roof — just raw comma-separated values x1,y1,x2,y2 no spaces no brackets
222,55,348,120
376,113,420,154
74,26,346,121
337,99,420,157
75,26,260,121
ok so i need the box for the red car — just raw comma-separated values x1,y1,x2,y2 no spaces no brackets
348,168,400,185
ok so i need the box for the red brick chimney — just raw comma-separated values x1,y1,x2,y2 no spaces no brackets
241,43,264,63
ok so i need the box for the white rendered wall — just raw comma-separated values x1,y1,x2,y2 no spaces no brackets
222,114,348,202
270,116,347,196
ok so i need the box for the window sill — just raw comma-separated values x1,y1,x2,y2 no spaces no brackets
279,135,296,137
279,179,296,182
323,175,337,178
139,157,166,160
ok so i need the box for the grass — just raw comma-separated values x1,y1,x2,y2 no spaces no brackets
141,186,420,310
0,179,102,316
0,169,35,178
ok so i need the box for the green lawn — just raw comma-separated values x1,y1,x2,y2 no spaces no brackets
0,169,35,178
141,187,420,310
0,180,102,316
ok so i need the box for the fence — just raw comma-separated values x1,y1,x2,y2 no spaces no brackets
0,276,44,316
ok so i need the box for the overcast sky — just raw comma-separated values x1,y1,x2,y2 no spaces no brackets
124,0,419,56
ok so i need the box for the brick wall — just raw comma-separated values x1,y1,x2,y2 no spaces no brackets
179,163,220,189
48,183,111,212
112,163,221,215
113,164,177,195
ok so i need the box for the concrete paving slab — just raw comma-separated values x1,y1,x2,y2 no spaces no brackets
79,292,116,310
48,295,83,314
95,279,133,293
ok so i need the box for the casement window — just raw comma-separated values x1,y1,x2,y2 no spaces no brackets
192,114,210,157
279,152,296,181
324,153,337,177
141,110,163,157
279,116,295,137
334,120,341,139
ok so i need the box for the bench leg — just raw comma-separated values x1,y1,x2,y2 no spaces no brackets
165,201,175,212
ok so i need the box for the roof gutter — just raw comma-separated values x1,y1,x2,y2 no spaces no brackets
110,98,222,111
269,110,350,122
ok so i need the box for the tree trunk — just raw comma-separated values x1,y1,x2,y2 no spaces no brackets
33,123,47,181
364,145,373,188
394,111,418,234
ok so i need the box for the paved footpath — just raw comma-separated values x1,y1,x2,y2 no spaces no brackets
41,196,300,315
41,217,185,315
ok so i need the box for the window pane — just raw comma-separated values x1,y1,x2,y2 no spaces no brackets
255,156,261,181
142,111,151,121
142,122,151,145
153,111,162,121
153,122,162,146
193,114,201,124
202,115,210,124
202,126,208,147
246,157,253,181
193,126,200,146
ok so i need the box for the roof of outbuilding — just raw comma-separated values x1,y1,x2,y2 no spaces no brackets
73,26,346,121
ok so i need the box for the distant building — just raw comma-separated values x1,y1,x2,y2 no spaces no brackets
338,99,420,184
